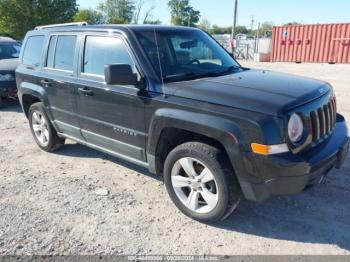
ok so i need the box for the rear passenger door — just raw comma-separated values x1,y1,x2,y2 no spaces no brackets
17,35,45,100
75,34,147,163
41,33,83,140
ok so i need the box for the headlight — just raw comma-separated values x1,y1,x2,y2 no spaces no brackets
288,113,304,143
0,73,14,81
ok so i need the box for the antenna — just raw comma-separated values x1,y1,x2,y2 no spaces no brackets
153,28,166,98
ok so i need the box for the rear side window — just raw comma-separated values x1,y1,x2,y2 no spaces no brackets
22,35,45,68
46,35,76,72
83,36,135,76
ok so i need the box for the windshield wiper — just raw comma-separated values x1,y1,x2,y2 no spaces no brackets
163,66,241,82
204,66,241,77
163,72,197,82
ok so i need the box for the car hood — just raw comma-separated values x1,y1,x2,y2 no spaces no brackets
0,58,19,71
165,69,331,116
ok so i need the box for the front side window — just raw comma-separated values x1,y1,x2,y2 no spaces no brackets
135,29,240,82
22,35,44,68
83,36,135,76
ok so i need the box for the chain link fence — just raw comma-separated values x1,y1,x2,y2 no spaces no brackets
213,34,272,61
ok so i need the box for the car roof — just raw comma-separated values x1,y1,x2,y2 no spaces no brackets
0,36,17,43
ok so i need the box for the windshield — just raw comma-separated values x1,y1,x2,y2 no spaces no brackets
135,29,240,82
0,42,21,60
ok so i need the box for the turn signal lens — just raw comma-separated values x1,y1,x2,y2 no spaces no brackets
251,143,289,155
251,143,269,155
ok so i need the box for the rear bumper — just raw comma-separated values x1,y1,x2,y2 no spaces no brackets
242,114,349,202
0,80,17,97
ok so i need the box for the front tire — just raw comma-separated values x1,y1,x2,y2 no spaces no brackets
28,102,65,152
163,142,241,223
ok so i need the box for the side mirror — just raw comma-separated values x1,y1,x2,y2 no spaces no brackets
104,64,138,86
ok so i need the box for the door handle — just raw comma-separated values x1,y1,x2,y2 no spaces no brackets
54,79,65,84
78,87,94,96
40,79,52,87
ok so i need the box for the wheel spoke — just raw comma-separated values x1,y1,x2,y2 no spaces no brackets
200,188,218,208
179,158,197,177
172,175,190,188
43,129,50,141
32,112,41,123
199,167,214,183
32,124,41,133
41,116,46,126
39,132,46,144
185,190,199,211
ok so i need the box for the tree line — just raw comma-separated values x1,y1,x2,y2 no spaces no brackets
203,22,274,38
0,0,201,39
0,0,299,39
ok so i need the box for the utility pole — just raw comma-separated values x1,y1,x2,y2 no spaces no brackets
250,16,255,32
255,22,260,53
231,0,238,53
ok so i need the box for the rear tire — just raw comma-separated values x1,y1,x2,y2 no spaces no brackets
163,142,241,223
28,102,65,152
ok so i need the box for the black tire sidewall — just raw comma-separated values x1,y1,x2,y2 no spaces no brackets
164,143,233,223
28,103,57,152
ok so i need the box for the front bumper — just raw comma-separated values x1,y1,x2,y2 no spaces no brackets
0,80,17,97
243,114,349,202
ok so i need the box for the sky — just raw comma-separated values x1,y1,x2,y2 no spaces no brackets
77,0,350,28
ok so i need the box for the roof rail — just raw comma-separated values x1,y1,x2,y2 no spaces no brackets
35,22,89,30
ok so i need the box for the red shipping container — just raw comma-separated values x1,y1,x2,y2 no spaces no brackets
271,23,350,63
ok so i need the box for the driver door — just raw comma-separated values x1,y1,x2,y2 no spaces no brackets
74,33,147,163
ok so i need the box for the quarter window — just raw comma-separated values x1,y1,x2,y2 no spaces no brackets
83,36,135,76
22,35,45,68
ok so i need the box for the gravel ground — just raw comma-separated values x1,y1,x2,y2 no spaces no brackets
0,62,349,255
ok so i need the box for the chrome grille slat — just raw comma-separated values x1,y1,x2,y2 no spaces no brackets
331,98,337,127
329,102,334,129
318,108,326,137
310,111,320,141
324,104,331,134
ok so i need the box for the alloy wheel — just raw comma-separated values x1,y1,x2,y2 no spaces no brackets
171,157,219,214
31,111,50,147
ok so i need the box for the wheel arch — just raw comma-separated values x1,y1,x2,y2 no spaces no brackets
147,109,248,181
18,82,47,118
146,109,260,201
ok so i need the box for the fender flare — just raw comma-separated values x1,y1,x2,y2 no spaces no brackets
147,108,253,187
19,82,47,107
18,82,55,123
147,108,245,152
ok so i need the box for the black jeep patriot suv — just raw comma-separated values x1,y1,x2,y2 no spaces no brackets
16,23,349,223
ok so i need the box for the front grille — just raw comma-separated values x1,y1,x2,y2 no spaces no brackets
310,97,337,142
